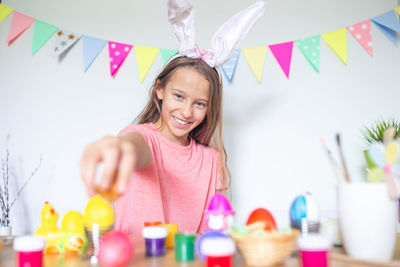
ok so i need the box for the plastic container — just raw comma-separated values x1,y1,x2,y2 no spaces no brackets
201,236,236,267
160,223,178,248
14,236,46,267
175,232,196,261
297,234,331,267
142,226,168,257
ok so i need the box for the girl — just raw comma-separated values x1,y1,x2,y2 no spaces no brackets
80,0,264,234
80,56,229,234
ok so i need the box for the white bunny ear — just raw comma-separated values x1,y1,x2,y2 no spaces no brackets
167,0,196,56
210,1,265,67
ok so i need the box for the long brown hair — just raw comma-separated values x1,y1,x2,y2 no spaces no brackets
135,56,230,189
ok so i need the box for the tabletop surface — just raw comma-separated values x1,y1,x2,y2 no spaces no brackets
1,234,400,267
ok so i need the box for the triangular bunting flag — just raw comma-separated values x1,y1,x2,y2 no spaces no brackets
372,21,398,46
32,20,58,56
295,35,320,73
108,41,133,77
371,11,400,46
0,4,13,23
7,11,35,45
83,35,107,72
395,6,400,16
321,28,347,65
54,29,81,57
347,20,373,57
160,48,178,65
134,46,160,83
372,10,400,32
221,49,240,83
268,41,294,79
242,46,267,83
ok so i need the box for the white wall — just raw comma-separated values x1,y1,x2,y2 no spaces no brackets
0,0,399,234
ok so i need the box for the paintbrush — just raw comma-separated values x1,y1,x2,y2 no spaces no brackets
320,138,343,183
336,133,351,183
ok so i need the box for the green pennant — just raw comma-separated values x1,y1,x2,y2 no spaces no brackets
160,48,178,65
295,35,320,73
32,20,58,56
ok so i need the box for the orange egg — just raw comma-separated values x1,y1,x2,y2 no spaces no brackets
246,208,278,232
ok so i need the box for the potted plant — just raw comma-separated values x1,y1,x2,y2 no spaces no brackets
361,117,400,169
0,149,42,236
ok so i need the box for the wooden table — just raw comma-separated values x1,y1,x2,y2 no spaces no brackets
1,234,399,267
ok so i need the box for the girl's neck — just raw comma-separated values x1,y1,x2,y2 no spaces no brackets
153,119,190,146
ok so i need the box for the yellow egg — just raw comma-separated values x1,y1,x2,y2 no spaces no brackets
83,195,115,230
61,211,85,234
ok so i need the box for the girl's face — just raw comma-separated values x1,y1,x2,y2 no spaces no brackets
155,67,210,146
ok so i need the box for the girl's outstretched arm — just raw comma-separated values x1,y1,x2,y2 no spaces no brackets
80,132,152,196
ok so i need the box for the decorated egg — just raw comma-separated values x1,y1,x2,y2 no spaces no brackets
290,192,320,232
204,193,234,232
98,230,133,267
83,195,115,232
246,208,277,232
61,210,88,254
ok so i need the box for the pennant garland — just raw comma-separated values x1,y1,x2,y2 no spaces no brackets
160,48,178,65
268,41,294,79
295,35,320,73
32,20,58,56
0,4,13,23
134,46,160,83
321,28,348,65
242,46,268,83
347,20,373,57
82,35,107,72
371,10,400,46
7,11,35,45
221,49,240,83
108,41,133,77
0,4,399,82
54,29,81,57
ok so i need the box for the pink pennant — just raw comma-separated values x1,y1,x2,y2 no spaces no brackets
347,20,373,57
268,41,294,79
108,41,133,77
7,11,35,45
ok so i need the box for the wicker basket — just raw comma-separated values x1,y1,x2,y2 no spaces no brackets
232,230,299,266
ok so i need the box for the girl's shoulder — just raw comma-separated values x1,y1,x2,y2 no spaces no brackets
118,123,157,138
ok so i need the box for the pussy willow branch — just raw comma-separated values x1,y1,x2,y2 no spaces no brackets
9,155,42,210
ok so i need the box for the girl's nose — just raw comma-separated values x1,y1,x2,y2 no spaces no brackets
182,103,193,118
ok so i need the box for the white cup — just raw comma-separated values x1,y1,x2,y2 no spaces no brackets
337,182,399,261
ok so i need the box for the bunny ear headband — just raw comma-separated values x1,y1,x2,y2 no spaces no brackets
167,0,265,68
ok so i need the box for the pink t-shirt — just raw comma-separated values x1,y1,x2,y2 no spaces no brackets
114,123,225,234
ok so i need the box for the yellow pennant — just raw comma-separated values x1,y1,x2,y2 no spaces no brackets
134,46,160,83
321,28,347,65
0,4,13,23
394,6,400,16
242,46,267,83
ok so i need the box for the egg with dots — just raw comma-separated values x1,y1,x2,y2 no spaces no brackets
98,230,133,267
246,208,278,232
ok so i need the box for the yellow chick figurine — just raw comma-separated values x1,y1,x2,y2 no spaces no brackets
60,210,88,254
34,201,61,254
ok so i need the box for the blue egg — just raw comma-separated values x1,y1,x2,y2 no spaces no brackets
290,192,320,225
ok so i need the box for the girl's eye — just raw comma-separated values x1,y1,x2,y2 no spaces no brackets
174,93,183,99
195,102,206,108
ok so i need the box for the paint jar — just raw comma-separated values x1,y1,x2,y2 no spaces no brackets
14,236,46,267
160,223,178,248
297,234,331,267
144,221,162,227
175,232,196,261
142,226,168,257
201,236,236,267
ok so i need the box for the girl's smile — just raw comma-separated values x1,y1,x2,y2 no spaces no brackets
155,67,210,146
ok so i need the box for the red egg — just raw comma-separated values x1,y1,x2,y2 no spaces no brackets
98,230,133,267
246,208,278,232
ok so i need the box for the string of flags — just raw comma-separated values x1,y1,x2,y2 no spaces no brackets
1,4,399,84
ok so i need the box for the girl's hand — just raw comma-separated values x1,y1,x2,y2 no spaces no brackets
80,133,151,197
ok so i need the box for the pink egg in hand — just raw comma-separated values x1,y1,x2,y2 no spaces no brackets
98,230,133,267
